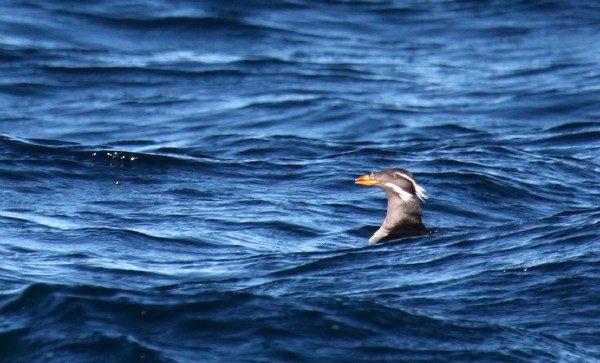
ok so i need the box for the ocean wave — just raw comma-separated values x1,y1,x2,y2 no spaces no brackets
2,282,596,362
2,0,600,361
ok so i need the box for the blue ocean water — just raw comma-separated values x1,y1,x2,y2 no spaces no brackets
1,0,600,362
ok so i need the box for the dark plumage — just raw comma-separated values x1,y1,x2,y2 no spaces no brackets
355,168,432,243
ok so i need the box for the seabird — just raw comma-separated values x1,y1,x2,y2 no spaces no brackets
355,168,432,244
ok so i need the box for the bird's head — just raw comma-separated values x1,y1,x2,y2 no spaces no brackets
355,168,427,204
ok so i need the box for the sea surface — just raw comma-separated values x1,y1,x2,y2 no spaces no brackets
1,1,599,362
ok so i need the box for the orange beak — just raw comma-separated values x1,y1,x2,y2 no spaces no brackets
354,173,378,186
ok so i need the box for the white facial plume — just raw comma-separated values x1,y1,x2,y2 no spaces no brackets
383,172,428,204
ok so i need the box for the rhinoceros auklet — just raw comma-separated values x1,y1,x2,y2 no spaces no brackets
355,168,431,244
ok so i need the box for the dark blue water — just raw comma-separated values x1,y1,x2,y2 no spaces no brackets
1,1,600,362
